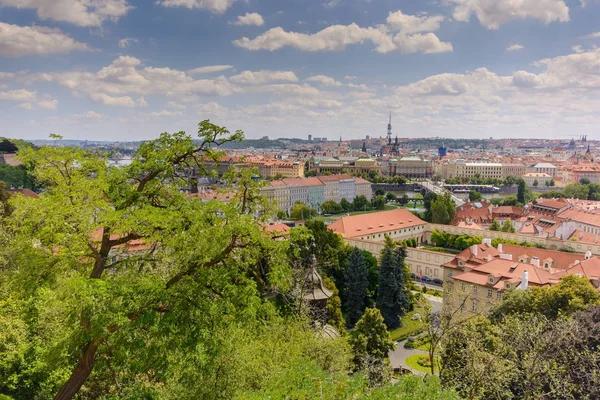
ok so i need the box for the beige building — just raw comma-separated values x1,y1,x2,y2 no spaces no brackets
329,208,427,243
438,160,503,180
522,172,552,187
268,161,304,178
308,157,381,176
442,240,595,316
354,177,373,200
318,174,345,202
533,163,557,177
389,156,432,178
262,180,291,212
502,164,530,179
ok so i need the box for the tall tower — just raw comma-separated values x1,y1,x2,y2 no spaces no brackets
387,112,392,145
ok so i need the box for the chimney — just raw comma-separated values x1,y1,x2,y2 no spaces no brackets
585,251,592,260
498,243,503,254
531,256,540,268
500,253,513,261
482,238,492,246
520,269,529,290
472,244,478,257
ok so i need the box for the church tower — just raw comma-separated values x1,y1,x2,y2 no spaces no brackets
387,112,392,146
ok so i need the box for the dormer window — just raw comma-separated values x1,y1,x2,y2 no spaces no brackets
458,260,465,267
488,276,495,284
544,262,550,269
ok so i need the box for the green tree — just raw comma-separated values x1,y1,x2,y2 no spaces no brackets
564,183,590,200
501,219,516,233
361,250,379,305
375,188,385,196
340,197,351,212
489,219,501,231
398,194,409,206
344,248,369,326
490,275,600,321
549,179,556,187
324,277,346,333
430,193,456,225
373,195,386,210
321,200,342,214
376,246,411,329
468,190,482,202
532,179,538,187
580,178,591,185
0,121,296,399
504,176,516,186
423,192,438,222
352,195,370,211
385,192,397,203
349,308,394,360
290,201,316,220
517,179,526,204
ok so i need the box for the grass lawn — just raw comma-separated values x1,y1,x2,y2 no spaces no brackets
389,307,426,342
405,354,440,374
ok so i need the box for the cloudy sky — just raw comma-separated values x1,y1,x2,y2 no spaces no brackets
1,0,599,141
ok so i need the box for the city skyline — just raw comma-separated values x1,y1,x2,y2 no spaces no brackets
1,0,600,141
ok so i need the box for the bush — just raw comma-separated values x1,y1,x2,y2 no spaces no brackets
404,337,416,349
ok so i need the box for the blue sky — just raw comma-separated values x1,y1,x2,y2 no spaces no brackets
1,0,599,141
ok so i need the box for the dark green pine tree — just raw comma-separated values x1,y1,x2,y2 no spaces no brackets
343,247,369,326
376,245,411,329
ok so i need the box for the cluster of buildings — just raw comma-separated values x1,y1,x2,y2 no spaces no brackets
443,240,600,316
454,197,600,245
326,208,600,317
261,175,372,214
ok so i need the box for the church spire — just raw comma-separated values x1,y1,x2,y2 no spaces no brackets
387,111,392,146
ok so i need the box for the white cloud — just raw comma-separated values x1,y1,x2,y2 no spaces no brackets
386,10,444,34
74,111,107,120
306,75,343,86
583,32,600,39
230,70,299,84
157,0,238,14
507,44,524,51
323,0,339,8
233,11,452,54
0,72,15,79
581,0,600,7
37,98,58,110
43,56,241,102
0,88,57,110
0,89,36,101
233,12,264,26
90,92,147,107
0,0,133,27
393,32,453,54
118,38,139,48
572,45,585,53
188,65,234,74
234,24,395,53
344,75,358,80
0,22,91,57
143,110,183,117
445,0,570,29
166,101,186,109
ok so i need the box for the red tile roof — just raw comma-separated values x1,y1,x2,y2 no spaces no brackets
328,209,426,238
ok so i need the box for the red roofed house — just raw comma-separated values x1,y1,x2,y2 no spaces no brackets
443,239,597,316
328,208,427,243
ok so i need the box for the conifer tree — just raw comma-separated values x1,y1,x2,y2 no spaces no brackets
343,247,369,326
349,308,394,360
376,244,411,329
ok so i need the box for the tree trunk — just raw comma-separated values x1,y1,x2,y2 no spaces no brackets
53,338,102,400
